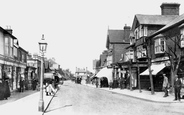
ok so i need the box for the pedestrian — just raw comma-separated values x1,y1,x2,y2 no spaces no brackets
45,81,56,96
0,79,4,100
162,74,169,97
32,77,37,90
54,73,59,89
120,77,125,89
95,78,99,88
19,76,24,92
109,80,113,90
173,75,182,101
3,72,11,99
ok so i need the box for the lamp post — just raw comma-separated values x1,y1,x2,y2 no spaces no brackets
38,34,48,112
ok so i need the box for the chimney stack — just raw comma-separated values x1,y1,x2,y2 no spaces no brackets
124,24,131,30
5,26,13,34
160,3,180,15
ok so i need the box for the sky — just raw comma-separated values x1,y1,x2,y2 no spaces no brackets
0,0,184,73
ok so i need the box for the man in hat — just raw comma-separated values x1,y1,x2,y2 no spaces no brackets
162,74,169,97
174,75,182,101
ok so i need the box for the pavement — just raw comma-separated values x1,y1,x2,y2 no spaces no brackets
0,80,184,115
82,81,184,103
0,88,56,115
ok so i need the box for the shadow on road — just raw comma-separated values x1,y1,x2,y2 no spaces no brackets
44,104,72,113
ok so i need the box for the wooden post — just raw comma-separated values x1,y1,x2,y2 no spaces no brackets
137,58,141,93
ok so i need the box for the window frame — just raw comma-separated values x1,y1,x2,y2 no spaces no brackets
180,28,184,48
154,38,166,54
5,36,9,56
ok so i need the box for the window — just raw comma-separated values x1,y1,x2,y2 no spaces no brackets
13,47,17,57
134,28,139,39
0,66,1,79
5,37,9,56
136,45,147,58
144,26,147,36
138,25,148,38
181,34,184,47
139,25,145,37
125,50,134,61
24,54,27,63
155,38,165,54
22,53,25,62
180,28,184,48
10,38,13,57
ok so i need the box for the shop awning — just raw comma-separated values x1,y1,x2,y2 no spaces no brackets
96,67,113,82
140,63,165,75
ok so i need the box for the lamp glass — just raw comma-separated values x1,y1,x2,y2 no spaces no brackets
38,35,47,53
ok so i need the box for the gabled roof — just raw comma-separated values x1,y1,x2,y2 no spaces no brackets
100,53,107,67
108,30,124,43
106,29,130,48
149,13,184,38
132,14,178,30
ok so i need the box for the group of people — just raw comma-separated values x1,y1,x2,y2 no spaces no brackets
109,76,129,90
75,76,82,84
44,74,60,96
162,73,183,101
93,76,128,89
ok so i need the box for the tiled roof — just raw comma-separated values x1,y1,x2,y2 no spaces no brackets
108,29,130,43
132,14,178,30
100,54,107,67
150,13,184,37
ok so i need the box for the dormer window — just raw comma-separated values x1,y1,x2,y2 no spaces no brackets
155,38,166,54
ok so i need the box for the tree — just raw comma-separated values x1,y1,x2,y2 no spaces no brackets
163,28,182,92
146,39,154,95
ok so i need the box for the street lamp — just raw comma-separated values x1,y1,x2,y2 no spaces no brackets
38,34,48,112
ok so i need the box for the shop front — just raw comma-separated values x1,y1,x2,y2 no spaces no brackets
140,62,169,91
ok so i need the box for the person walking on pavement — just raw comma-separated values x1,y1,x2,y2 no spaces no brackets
45,81,56,96
19,76,24,92
120,77,125,89
95,78,99,88
173,75,182,101
162,74,169,97
3,75,11,99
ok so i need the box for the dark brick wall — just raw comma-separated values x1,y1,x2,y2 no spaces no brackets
160,3,180,15
113,44,129,63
